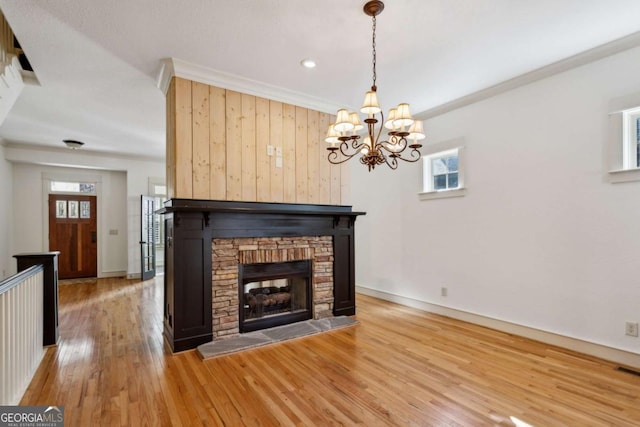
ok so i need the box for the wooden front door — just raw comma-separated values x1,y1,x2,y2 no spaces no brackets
49,195,97,279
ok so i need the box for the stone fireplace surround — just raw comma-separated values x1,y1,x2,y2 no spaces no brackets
159,199,364,352
212,236,334,339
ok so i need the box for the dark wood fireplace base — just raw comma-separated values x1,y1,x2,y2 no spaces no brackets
158,199,365,353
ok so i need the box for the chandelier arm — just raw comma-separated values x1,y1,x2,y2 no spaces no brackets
383,154,399,170
378,136,408,154
348,138,365,151
328,149,361,165
378,141,394,152
339,139,363,158
391,147,422,163
327,138,367,165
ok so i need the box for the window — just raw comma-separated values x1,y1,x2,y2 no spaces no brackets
148,178,167,197
50,181,96,194
623,107,640,170
636,116,640,167
153,185,167,196
419,141,466,200
431,152,459,191
607,92,640,183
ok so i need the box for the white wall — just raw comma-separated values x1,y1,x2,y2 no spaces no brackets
0,143,13,278
352,45,640,355
5,145,165,277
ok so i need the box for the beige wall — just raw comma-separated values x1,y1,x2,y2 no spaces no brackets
166,77,347,204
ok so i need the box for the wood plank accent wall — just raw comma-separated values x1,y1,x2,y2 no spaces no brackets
166,77,348,204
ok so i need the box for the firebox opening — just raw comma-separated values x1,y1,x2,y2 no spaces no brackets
239,260,312,333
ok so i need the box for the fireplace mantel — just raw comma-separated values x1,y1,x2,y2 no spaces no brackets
158,199,365,352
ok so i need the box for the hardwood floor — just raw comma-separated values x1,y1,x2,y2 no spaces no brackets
21,277,640,426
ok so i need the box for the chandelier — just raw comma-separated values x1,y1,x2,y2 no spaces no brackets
326,0,424,171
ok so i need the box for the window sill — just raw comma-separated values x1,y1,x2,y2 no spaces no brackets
608,168,640,183
418,187,466,201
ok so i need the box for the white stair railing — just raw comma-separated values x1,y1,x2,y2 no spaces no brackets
0,265,45,405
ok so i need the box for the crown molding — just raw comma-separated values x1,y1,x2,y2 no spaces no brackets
417,30,640,120
156,29,640,121
156,58,343,114
156,59,173,95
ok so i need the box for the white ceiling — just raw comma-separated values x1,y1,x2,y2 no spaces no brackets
1,0,640,160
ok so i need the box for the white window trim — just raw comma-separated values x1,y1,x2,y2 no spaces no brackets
419,187,466,201
418,137,466,201
607,92,640,183
622,107,640,170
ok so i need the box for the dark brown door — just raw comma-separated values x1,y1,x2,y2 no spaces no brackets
49,194,97,279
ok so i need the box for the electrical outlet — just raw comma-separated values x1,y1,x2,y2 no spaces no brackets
275,157,283,168
625,322,639,337
441,287,448,297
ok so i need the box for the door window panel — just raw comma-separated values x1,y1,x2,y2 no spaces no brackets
56,200,67,218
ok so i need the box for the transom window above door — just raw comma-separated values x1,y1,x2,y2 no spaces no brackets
50,181,96,194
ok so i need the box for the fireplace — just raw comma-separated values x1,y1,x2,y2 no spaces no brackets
239,260,312,332
160,199,364,352
211,236,334,339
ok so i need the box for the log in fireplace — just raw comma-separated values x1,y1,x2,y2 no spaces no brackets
239,260,312,333
159,199,365,352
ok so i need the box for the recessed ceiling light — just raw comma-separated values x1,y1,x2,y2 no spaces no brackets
300,58,316,69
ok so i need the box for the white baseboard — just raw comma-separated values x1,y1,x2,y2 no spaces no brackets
126,273,141,280
356,285,640,369
99,271,127,278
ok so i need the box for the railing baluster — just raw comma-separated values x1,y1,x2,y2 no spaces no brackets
0,266,45,405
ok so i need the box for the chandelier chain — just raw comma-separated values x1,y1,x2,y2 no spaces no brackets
371,14,377,91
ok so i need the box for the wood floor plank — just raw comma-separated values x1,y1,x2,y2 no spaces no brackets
18,277,640,426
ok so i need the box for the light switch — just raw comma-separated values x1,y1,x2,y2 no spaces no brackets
267,145,274,156
276,147,283,156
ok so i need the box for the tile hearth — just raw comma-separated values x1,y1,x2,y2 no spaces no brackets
197,316,358,359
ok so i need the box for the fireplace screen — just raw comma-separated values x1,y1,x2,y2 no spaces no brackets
239,260,312,332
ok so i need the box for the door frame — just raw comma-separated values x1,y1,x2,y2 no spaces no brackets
147,178,167,277
49,194,98,279
140,195,156,281
42,172,103,277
